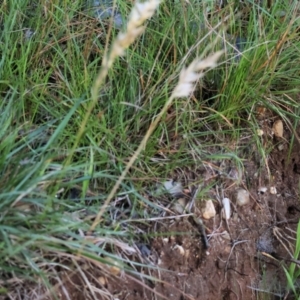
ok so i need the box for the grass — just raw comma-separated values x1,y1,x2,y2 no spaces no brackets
1,0,300,298
283,220,300,298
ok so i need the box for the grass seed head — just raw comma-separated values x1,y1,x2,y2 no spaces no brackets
111,0,160,58
172,51,223,98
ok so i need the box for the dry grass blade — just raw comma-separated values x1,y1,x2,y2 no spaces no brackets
172,51,223,98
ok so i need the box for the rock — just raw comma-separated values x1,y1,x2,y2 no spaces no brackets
228,167,242,182
98,276,107,286
270,186,277,194
235,188,250,206
103,257,123,276
173,244,185,256
173,198,187,214
137,243,151,257
221,231,231,240
163,180,183,197
273,120,283,138
275,10,286,18
162,238,169,244
222,198,231,220
202,200,216,219
258,187,267,194
257,129,264,136
278,144,284,151
154,180,183,198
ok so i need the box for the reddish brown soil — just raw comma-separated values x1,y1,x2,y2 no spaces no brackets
52,121,300,300
11,120,299,300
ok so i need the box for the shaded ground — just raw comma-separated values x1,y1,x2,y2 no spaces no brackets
48,115,300,300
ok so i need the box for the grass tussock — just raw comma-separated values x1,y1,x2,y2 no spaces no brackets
1,0,300,298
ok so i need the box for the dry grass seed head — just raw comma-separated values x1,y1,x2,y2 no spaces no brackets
172,51,223,98
111,0,161,57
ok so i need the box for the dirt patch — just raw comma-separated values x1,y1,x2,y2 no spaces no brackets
94,123,300,299
10,122,300,300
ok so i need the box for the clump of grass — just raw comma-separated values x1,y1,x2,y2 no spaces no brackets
0,0,218,298
90,50,223,231
1,0,300,299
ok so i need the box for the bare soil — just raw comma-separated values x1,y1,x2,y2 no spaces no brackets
8,118,299,300
49,117,300,300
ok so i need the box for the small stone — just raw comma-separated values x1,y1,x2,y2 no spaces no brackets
173,198,187,214
103,257,122,276
163,180,183,196
270,186,277,194
258,187,268,194
98,276,107,286
173,244,185,256
228,167,242,182
221,231,231,240
137,244,151,257
202,200,216,219
257,129,264,136
278,144,284,151
235,188,250,206
273,120,283,138
222,198,231,220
